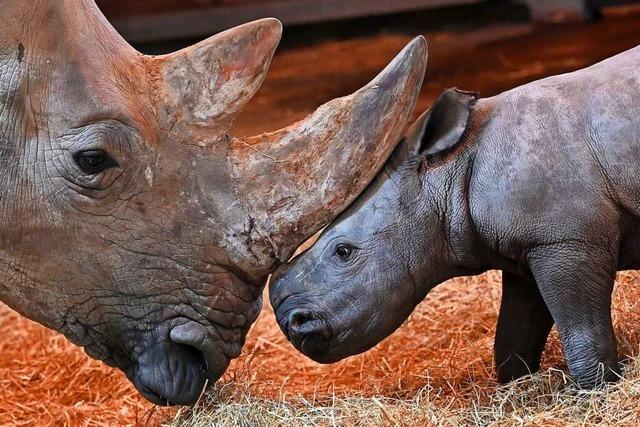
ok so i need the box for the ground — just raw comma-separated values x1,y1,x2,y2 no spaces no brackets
2,6,640,426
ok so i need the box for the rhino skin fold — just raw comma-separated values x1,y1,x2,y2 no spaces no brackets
0,0,427,405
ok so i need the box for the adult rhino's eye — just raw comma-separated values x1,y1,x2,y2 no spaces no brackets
335,244,353,260
74,150,118,175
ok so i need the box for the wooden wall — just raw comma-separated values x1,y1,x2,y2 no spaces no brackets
97,0,483,43
97,0,283,19
96,0,640,44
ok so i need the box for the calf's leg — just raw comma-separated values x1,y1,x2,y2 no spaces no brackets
528,243,620,387
495,271,554,383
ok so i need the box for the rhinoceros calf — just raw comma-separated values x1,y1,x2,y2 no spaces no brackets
0,0,427,404
271,44,640,388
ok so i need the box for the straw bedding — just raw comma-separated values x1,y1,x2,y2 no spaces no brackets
3,270,640,425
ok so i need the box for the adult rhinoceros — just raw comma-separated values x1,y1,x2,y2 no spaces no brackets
0,0,427,404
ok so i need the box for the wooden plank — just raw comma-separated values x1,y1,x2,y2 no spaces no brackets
517,0,640,23
97,1,284,19
594,0,640,5
522,0,597,22
106,0,483,43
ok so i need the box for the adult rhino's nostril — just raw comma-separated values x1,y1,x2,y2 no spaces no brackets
170,322,230,382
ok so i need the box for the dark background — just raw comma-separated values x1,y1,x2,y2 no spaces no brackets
95,1,640,136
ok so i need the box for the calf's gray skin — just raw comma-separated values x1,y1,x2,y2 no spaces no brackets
271,44,640,388
0,0,427,404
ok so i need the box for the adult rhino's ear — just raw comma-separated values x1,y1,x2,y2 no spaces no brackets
405,88,479,160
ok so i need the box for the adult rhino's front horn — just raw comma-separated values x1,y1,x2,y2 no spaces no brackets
229,38,428,270
0,0,426,405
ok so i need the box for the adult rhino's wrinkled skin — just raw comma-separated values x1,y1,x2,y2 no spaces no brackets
272,44,640,389
0,0,427,405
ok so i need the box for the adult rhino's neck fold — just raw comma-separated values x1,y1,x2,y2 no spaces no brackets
0,251,59,333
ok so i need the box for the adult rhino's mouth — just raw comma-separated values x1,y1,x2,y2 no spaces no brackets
131,339,212,406
124,320,238,406
133,341,207,405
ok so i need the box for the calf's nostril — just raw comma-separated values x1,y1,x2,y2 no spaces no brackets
286,308,332,342
283,308,333,357
288,308,314,331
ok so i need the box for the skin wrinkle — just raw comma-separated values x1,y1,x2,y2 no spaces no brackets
1,47,24,130
55,211,254,368
58,292,129,362
584,122,621,206
226,152,276,267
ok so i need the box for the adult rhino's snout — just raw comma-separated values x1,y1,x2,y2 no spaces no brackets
133,339,207,406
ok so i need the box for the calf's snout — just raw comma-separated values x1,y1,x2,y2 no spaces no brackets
270,264,338,362
276,305,333,362
287,308,332,340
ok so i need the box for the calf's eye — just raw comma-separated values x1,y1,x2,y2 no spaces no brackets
74,150,118,175
335,244,353,260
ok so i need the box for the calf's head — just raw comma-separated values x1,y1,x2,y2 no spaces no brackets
0,0,427,404
270,89,479,363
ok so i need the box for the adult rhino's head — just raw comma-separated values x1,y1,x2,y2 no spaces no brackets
0,0,426,405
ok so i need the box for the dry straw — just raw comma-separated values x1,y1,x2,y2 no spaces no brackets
3,270,640,425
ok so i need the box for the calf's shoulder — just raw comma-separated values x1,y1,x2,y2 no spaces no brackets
465,48,640,258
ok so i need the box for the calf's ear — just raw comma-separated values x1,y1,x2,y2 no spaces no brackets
405,88,479,159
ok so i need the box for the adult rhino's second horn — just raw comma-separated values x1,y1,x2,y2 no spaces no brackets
229,36,428,266
150,18,283,145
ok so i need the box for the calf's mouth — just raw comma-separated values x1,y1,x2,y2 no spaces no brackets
274,301,341,363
